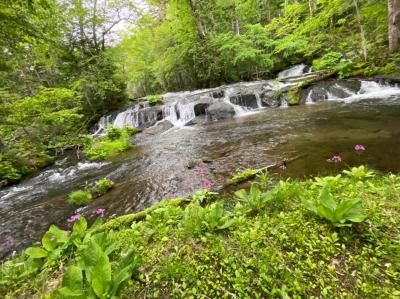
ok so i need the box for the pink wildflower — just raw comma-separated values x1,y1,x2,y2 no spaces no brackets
67,214,81,224
5,235,15,247
202,181,213,189
327,155,342,164
96,208,105,217
354,144,366,153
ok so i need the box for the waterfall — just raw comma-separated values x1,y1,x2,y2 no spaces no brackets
278,64,308,78
255,92,262,108
305,90,314,104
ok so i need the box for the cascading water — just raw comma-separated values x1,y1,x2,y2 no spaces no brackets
3,63,400,259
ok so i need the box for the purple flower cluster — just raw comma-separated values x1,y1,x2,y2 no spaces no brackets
202,181,213,189
354,144,366,153
96,208,105,217
167,192,174,198
279,164,287,171
5,235,15,247
195,167,206,178
327,155,342,164
67,214,81,224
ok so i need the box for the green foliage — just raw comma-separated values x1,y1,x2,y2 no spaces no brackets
312,52,343,71
68,190,93,206
234,182,273,214
343,165,376,180
2,169,400,298
58,242,140,298
181,201,234,239
94,178,114,195
228,168,259,185
84,127,135,161
147,95,163,106
302,185,367,227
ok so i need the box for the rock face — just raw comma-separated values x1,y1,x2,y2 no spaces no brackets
230,94,258,108
307,80,362,102
207,102,236,120
261,91,281,107
141,120,173,135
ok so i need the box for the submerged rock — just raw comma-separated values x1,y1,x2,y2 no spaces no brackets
207,102,236,120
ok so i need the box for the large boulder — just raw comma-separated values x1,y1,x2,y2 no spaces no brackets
261,91,281,107
230,93,259,109
207,102,236,120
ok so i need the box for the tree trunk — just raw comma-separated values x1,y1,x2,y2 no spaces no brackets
353,0,368,61
388,0,400,53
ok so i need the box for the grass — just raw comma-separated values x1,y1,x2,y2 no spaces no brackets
1,167,399,298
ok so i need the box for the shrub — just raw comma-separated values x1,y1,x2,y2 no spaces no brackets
106,125,122,141
94,178,114,195
68,190,93,205
84,136,132,161
147,95,163,106
312,52,343,71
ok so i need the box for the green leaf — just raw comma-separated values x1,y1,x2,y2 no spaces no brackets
72,217,87,237
62,266,83,290
58,287,85,298
42,225,69,251
301,198,317,213
320,187,337,211
25,247,48,259
234,189,248,200
91,252,112,298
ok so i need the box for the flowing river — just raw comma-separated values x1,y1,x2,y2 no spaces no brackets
1,70,400,259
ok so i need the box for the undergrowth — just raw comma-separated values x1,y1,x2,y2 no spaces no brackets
1,167,399,298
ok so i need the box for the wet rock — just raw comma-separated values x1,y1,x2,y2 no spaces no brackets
194,103,209,116
141,120,173,135
212,90,225,98
186,159,202,169
261,91,281,107
308,79,361,101
186,115,207,126
230,93,258,109
207,102,236,120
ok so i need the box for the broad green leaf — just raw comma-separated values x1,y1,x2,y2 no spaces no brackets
301,198,317,213
320,187,337,211
25,247,48,259
91,252,112,298
58,287,85,298
61,266,83,290
72,217,87,237
234,189,248,200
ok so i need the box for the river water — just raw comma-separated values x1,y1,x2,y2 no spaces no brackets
1,79,400,258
